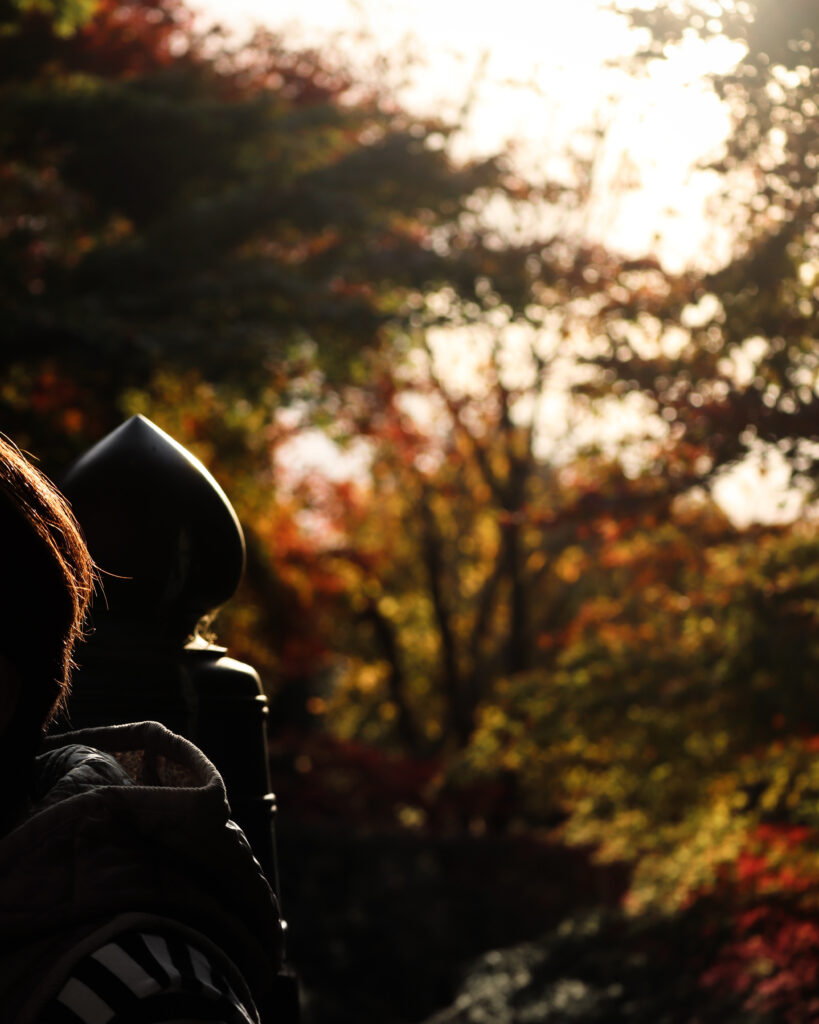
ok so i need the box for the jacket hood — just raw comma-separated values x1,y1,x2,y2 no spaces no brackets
0,720,283,999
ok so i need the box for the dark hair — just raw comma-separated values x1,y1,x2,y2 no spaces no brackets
0,436,95,747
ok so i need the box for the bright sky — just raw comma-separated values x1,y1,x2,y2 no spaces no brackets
191,0,801,526
192,0,743,270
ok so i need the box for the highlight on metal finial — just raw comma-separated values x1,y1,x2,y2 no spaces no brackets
62,415,245,644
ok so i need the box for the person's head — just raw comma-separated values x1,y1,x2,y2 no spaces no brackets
0,436,94,762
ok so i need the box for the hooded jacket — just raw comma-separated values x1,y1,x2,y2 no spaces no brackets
0,720,284,1023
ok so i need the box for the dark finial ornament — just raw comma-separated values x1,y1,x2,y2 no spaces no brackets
57,415,300,1020
63,414,245,645
56,416,283,934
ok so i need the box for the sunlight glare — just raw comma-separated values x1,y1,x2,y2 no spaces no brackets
192,0,743,267
191,0,793,525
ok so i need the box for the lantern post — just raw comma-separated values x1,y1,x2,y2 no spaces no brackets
54,414,297,1020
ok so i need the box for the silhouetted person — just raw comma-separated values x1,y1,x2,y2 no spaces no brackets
0,436,282,1022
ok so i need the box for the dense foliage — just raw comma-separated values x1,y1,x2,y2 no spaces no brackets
4,0,819,1020
0,0,528,459
605,0,819,490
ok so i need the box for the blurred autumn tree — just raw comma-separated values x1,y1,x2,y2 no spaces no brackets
0,0,690,729
435,4,819,1016
6,0,819,1015
599,0,819,490
0,0,533,456
265,3,819,1011
266,0,819,788
6,0,819,904
0,0,544,687
292,3,819,779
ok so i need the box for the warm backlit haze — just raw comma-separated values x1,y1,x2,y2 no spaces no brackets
191,0,796,526
5,9,819,1017
192,0,741,270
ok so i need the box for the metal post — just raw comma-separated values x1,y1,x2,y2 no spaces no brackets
52,415,298,1020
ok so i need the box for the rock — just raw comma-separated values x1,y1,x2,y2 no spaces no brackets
421,908,757,1024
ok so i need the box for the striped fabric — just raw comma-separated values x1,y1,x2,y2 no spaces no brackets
41,929,257,1024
